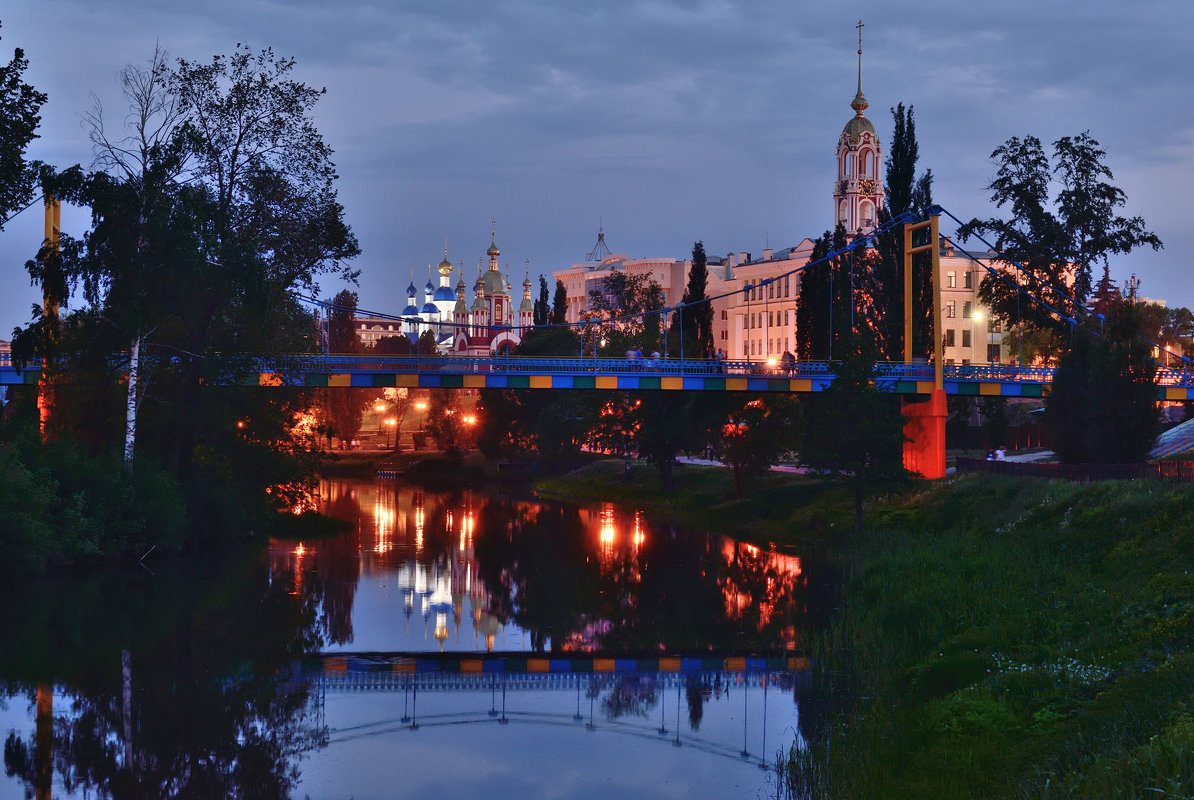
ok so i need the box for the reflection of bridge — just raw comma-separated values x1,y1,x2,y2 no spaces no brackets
293,651,807,772
298,652,809,693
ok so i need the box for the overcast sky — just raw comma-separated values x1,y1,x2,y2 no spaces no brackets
1,1,1191,336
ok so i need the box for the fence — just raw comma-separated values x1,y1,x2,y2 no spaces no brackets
957,457,1194,483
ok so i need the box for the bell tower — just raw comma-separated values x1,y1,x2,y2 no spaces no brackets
834,20,883,234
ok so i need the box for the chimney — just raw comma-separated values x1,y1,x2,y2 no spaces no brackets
763,248,774,261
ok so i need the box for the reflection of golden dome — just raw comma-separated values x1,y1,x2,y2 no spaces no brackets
434,611,450,650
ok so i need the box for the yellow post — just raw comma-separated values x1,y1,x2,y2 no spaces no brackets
903,223,913,363
930,213,943,391
38,196,61,436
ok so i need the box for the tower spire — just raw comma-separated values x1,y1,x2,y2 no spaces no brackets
852,19,868,117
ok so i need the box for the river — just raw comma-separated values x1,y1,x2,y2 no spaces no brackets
0,477,831,799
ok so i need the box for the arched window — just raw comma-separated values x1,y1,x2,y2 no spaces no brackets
862,150,873,176
841,152,852,177
859,201,874,229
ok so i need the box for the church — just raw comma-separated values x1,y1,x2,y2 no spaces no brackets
552,27,1003,368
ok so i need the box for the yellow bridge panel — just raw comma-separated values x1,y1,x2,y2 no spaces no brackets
661,377,683,390
258,372,283,387
725,656,746,671
979,383,1003,396
527,658,550,673
391,662,415,673
593,658,616,672
1167,387,1189,401
327,374,352,388
460,659,484,673
324,656,347,672
595,376,618,390
658,657,682,672
394,374,419,388
463,375,486,388
916,381,936,394
529,375,553,389
790,379,812,392
726,378,749,391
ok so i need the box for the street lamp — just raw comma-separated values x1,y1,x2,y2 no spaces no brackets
385,418,397,448
973,310,984,365
414,400,428,431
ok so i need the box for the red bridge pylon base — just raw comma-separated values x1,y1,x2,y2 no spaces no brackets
902,389,947,479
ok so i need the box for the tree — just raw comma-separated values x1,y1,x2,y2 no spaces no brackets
959,133,1161,354
587,271,664,355
859,103,934,360
670,241,713,358
551,278,568,325
796,225,852,361
720,395,800,496
800,345,908,534
0,20,47,226
314,290,371,447
533,275,550,326
426,389,467,466
13,44,359,533
1046,300,1159,463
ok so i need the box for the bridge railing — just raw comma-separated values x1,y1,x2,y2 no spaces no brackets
256,354,1077,383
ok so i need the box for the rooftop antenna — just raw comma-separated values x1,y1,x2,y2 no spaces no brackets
587,218,611,262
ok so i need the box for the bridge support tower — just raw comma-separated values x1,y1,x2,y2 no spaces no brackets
901,211,946,479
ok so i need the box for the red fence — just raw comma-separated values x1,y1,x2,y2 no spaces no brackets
957,458,1194,483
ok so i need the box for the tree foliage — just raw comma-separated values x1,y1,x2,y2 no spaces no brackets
960,133,1161,354
859,103,934,360
0,20,47,226
10,45,358,537
796,224,853,361
586,271,664,355
800,344,907,533
720,395,800,496
670,240,714,358
1046,300,1159,463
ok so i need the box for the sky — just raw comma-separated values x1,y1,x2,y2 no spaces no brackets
1,0,1191,336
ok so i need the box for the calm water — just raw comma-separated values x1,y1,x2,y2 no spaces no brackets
0,479,830,799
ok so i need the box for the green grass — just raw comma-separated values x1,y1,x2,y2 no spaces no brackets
792,475,1194,799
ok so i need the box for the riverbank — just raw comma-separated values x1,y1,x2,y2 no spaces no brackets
536,459,1194,797
792,475,1194,799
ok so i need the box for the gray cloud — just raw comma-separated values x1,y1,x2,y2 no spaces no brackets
1,0,1190,336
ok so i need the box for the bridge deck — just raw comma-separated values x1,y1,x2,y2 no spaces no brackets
4,353,1192,398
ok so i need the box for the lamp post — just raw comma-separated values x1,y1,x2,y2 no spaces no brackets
973,310,984,366
385,418,396,449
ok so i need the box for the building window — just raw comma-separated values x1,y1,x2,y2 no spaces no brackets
964,271,973,289
945,358,956,366
988,318,1001,333
946,271,956,288
769,281,775,299
784,276,790,297
945,301,956,319
962,358,971,366
962,300,973,319
944,329,956,347
962,329,971,348
743,343,749,356
785,310,791,326
721,309,727,320
785,337,789,352
988,343,1001,362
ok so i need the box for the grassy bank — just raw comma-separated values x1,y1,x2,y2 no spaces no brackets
796,475,1194,799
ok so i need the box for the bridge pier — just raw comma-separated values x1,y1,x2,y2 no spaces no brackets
902,389,947,479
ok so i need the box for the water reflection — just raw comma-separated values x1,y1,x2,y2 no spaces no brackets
268,481,807,655
1,478,823,799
